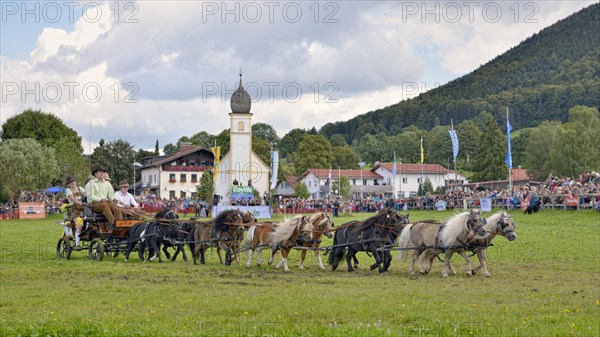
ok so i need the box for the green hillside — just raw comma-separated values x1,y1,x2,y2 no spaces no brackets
321,3,600,141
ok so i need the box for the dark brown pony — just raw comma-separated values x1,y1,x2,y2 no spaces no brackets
327,208,407,273
191,210,244,265
299,212,334,270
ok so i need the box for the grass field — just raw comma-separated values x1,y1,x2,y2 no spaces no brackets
0,209,598,337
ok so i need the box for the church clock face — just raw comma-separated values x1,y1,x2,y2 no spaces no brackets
237,121,244,131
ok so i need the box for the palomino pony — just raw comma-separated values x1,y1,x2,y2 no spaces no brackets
245,215,312,271
192,210,244,266
299,212,335,270
398,208,487,277
327,208,407,273
419,211,517,277
268,215,312,272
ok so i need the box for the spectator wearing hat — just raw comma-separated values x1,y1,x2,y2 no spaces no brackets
65,176,86,249
114,180,138,208
87,166,122,228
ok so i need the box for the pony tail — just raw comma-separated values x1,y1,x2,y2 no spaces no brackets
398,224,414,262
246,225,256,244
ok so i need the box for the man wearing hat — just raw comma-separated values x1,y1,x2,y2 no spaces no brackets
87,166,122,229
114,180,139,208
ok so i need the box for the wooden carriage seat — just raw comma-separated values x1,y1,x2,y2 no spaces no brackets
82,204,108,222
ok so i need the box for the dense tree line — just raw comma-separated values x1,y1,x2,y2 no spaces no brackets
320,4,600,143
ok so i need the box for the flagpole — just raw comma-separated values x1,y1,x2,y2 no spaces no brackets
392,152,396,199
338,167,341,199
507,107,513,199
420,137,424,199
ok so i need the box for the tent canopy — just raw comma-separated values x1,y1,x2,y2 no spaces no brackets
45,186,65,193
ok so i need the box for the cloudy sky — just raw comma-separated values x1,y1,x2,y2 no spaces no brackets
1,1,595,153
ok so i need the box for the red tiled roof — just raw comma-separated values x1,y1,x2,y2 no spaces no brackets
373,163,451,174
143,146,212,168
284,176,298,188
298,168,382,181
512,168,530,180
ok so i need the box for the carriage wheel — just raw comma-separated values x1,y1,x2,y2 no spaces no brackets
56,236,72,260
88,238,105,261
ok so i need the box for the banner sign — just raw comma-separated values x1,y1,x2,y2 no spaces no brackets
436,200,447,211
212,205,272,219
232,186,254,194
18,202,46,219
480,198,492,212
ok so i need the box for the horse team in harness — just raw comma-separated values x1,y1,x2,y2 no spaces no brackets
58,204,517,277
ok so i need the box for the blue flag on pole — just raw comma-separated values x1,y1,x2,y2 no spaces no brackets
449,129,459,163
505,119,513,169
392,152,397,176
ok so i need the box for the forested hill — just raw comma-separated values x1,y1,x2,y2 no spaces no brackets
321,3,600,141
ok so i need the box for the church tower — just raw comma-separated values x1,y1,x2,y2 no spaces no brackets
213,72,270,207
229,72,253,185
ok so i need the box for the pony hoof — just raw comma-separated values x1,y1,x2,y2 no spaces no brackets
484,273,492,277
347,269,354,272
353,264,359,269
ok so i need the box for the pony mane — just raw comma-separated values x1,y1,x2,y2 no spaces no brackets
309,213,332,229
437,212,470,247
214,210,240,232
483,212,503,232
155,209,177,219
358,209,391,232
269,215,306,244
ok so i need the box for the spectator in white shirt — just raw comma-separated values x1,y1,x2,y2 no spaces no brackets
114,180,139,208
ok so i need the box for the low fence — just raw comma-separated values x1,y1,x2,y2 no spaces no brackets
273,194,599,214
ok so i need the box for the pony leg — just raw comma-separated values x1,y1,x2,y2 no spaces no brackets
345,249,355,272
442,251,451,277
257,246,264,266
415,250,427,274
162,245,171,260
457,250,472,276
315,249,325,270
476,249,491,277
279,250,290,272
353,255,360,269
180,244,188,262
246,248,254,268
216,247,223,264
299,249,307,270
268,247,276,265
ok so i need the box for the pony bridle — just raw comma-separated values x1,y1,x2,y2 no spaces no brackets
467,210,486,235
497,215,516,236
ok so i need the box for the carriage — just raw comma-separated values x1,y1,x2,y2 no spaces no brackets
56,204,143,261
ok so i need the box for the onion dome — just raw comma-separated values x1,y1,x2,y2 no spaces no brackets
230,72,251,113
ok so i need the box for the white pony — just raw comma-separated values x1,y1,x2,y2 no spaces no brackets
398,209,487,277
420,211,517,277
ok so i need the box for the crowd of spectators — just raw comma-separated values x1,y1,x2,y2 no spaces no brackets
2,172,598,219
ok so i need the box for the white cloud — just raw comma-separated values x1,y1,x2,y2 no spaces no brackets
1,0,594,153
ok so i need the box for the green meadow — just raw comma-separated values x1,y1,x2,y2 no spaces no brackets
0,209,598,337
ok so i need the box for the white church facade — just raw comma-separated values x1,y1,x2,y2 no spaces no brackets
213,74,271,214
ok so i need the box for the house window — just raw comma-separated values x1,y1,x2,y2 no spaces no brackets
364,179,367,185
417,178,421,183
169,190,176,199
308,181,311,188
402,177,407,184
352,179,356,185
169,174,176,182
180,191,186,198
191,174,198,183
180,174,186,182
